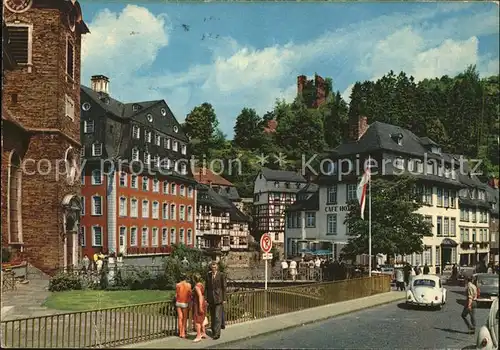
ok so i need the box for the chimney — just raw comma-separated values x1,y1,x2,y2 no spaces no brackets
349,116,368,142
91,75,110,94
297,75,307,95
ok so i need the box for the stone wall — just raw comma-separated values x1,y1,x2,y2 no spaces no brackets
223,251,260,268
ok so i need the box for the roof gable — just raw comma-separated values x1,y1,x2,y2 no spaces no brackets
193,167,233,186
261,167,307,183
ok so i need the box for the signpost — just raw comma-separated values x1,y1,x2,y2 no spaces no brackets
260,233,272,290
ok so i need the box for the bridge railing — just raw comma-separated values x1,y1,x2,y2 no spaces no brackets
1,275,390,348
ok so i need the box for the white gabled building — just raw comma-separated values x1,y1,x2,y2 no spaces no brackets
286,116,469,273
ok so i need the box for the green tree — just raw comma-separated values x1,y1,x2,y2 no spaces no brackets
233,108,264,150
183,103,220,160
320,91,348,148
343,176,432,259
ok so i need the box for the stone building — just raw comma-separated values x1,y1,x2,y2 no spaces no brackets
1,0,89,273
79,76,197,260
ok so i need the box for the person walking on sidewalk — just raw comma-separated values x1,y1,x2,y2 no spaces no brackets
192,274,208,343
205,261,226,340
395,268,405,291
461,276,477,334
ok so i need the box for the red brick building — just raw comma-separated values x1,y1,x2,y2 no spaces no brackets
297,74,328,108
79,76,197,260
1,0,89,273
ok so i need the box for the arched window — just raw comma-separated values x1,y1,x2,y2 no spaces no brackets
8,152,22,243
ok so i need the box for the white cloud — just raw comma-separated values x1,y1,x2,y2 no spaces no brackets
81,4,499,136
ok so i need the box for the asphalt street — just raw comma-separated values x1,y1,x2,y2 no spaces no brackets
219,285,491,349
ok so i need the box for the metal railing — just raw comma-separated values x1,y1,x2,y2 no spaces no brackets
1,275,390,348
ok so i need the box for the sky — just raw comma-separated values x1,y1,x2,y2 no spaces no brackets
79,1,499,138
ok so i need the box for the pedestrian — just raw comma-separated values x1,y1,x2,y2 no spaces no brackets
452,264,458,281
395,268,405,291
281,259,288,280
175,273,192,339
289,259,297,281
205,261,226,340
414,264,421,275
191,274,207,343
423,263,430,275
82,255,90,273
461,276,478,334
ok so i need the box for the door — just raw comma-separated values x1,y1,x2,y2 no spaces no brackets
119,227,127,254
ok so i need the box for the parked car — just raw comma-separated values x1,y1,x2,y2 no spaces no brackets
475,273,499,306
406,275,447,309
476,297,498,350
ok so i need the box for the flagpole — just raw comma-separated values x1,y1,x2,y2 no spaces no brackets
368,155,372,277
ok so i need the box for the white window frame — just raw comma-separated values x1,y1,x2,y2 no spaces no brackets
130,198,138,218
305,212,316,228
163,181,169,194
145,131,152,143
142,177,149,191
187,229,192,244
132,148,139,161
171,183,177,195
119,172,127,187
91,195,103,216
142,200,149,218
181,163,187,175
84,120,94,133
155,134,161,146
152,179,160,192
131,175,138,189
162,202,169,219
92,143,102,157
170,228,176,245
346,184,357,202
132,125,140,139
162,228,168,246
144,152,151,165
152,201,160,219
141,227,149,247
180,185,186,196
119,226,127,248
130,226,138,246
119,196,127,216
327,185,337,204
326,214,337,235
92,226,103,247
165,138,171,149
180,205,185,221
187,206,193,221
6,23,33,71
179,228,185,244
91,169,102,185
170,204,176,220
188,186,194,198
181,144,187,155
173,140,178,152
152,227,159,246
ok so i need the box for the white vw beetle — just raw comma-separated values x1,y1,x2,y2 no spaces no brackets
476,297,498,350
406,274,447,309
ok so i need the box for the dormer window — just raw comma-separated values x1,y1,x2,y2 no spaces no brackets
431,146,441,154
84,120,94,133
274,181,279,188
132,148,139,161
145,131,152,143
152,155,159,168
391,133,403,146
161,108,167,116
146,114,153,123
296,183,301,189
132,104,140,112
173,126,179,133
154,134,161,146
181,144,187,155
144,152,151,165
165,138,171,149
173,141,178,152
92,143,102,157
132,125,140,139
82,102,91,111
181,163,187,175
285,182,290,189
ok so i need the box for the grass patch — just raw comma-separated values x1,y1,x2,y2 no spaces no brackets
43,290,174,311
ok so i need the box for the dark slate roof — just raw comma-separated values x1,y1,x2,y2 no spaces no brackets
81,86,187,142
261,167,307,183
486,185,499,217
334,121,450,161
420,137,438,146
217,186,241,202
299,183,319,193
197,184,232,209
219,196,251,223
286,192,319,212
458,198,492,210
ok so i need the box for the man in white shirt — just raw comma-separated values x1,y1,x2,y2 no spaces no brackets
281,260,289,280
289,260,297,281
461,276,477,334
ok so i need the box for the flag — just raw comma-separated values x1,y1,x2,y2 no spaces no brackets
357,162,371,220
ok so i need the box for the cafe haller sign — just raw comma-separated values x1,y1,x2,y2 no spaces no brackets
325,205,353,212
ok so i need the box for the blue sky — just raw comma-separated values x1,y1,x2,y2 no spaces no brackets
80,1,499,137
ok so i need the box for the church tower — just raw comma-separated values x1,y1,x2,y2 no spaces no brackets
2,0,89,273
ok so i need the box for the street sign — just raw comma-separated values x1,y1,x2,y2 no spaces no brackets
262,252,273,260
260,233,272,253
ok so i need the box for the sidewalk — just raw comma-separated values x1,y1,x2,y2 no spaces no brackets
125,291,405,349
